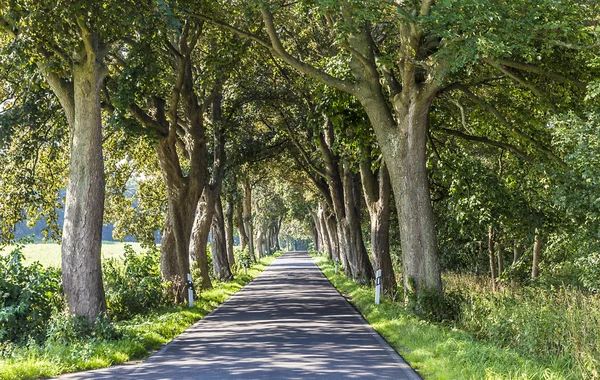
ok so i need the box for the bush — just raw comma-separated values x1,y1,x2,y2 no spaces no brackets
0,244,63,344
407,284,463,323
45,311,119,345
103,245,171,321
234,247,252,270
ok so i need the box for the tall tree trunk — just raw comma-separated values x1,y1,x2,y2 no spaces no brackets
488,226,498,291
256,227,264,259
513,244,523,264
224,197,236,268
275,216,283,251
211,197,232,281
310,210,322,253
242,178,255,261
317,205,333,259
324,211,339,262
189,192,214,290
343,167,374,283
58,37,107,323
511,243,524,288
532,230,542,278
266,226,273,254
189,85,226,289
360,158,396,294
235,202,248,250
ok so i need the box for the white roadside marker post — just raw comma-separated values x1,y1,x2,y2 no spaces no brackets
335,257,339,274
375,269,382,305
187,273,194,308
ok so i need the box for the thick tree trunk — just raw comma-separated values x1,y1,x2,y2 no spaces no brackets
189,192,214,290
160,195,195,301
224,198,236,268
342,167,374,283
242,178,255,261
360,158,396,294
317,205,333,259
60,43,107,323
235,202,248,250
256,227,264,259
532,231,542,278
488,226,498,291
497,241,504,276
211,197,232,281
371,98,441,295
324,211,339,262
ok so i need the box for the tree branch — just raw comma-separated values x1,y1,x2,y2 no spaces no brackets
493,58,587,90
260,8,358,95
420,0,434,16
440,127,534,163
484,58,550,103
453,84,566,166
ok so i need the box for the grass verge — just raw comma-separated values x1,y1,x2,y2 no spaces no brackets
0,253,279,380
312,254,579,380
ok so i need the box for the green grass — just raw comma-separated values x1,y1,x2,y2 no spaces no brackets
312,254,581,380
0,242,143,267
0,252,280,380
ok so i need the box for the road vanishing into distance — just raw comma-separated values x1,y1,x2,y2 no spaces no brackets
58,251,421,380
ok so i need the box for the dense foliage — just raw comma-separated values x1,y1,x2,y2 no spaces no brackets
103,245,172,321
0,244,62,345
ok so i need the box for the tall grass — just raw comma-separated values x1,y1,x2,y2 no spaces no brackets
445,273,600,378
313,254,597,379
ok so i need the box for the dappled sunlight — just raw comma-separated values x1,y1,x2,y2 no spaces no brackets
58,252,417,380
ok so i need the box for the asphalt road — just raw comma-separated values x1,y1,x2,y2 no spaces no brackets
57,251,421,380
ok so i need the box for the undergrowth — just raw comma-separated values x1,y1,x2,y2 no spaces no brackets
313,254,595,380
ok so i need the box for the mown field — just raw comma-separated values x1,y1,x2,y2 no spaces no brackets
0,242,143,267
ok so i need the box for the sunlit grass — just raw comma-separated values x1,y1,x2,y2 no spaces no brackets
0,242,143,267
313,255,582,380
0,252,280,380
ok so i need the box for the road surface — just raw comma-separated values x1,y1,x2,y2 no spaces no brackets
58,251,420,379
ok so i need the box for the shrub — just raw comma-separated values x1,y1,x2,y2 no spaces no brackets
103,245,171,321
0,244,63,344
45,311,119,344
234,247,252,270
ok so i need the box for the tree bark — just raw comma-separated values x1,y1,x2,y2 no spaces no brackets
488,226,498,291
242,178,255,261
224,197,236,268
342,166,374,283
189,82,228,289
497,241,504,276
317,204,333,259
256,226,264,259
189,192,214,290
211,196,232,281
324,210,340,262
360,159,396,294
235,201,248,250
532,230,542,278
58,32,107,323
